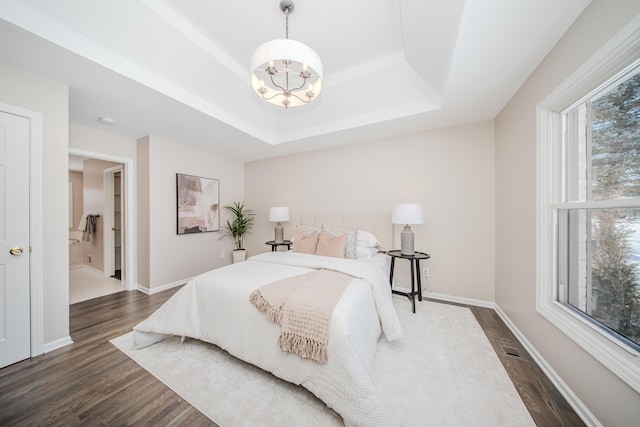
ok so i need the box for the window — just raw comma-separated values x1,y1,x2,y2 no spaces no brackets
536,18,640,394
557,71,640,352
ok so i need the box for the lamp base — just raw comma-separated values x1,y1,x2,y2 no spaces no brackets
400,225,415,256
275,223,284,243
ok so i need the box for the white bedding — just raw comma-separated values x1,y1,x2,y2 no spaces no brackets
133,251,404,427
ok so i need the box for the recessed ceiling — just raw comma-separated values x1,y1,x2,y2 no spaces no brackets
0,0,591,161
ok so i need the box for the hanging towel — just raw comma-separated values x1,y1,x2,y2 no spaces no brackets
81,214,99,242
77,213,88,232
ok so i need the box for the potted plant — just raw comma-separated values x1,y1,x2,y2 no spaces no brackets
218,201,255,263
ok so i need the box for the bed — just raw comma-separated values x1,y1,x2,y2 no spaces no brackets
133,214,403,427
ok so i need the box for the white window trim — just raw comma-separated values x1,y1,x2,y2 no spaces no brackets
536,15,640,394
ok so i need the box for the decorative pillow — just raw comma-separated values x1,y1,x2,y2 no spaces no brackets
295,225,317,236
292,229,319,254
356,230,381,248
290,224,317,242
315,230,348,258
322,224,358,259
356,245,380,259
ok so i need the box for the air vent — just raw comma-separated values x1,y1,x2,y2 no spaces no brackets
501,345,524,359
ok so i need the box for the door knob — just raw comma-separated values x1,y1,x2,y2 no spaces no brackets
9,247,24,255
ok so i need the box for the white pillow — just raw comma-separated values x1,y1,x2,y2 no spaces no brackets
356,230,381,248
356,245,380,259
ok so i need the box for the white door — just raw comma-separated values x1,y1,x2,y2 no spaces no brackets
0,111,31,368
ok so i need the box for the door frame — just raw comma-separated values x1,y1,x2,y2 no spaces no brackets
69,148,136,292
0,102,44,357
103,165,123,279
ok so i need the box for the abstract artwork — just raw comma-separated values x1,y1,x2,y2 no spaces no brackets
177,173,219,234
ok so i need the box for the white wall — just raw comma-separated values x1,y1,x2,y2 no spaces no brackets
140,135,244,291
70,123,137,160
69,170,83,231
245,121,496,303
0,62,69,346
495,1,640,425
69,126,246,292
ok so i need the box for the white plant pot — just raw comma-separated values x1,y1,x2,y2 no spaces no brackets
232,249,247,263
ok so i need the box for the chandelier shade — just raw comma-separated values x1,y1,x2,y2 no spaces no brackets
250,1,323,108
251,39,323,79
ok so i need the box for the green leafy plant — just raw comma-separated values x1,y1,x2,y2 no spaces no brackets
218,201,255,250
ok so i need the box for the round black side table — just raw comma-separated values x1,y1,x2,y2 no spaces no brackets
265,240,292,251
386,250,431,313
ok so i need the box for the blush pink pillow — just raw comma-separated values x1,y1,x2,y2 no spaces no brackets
315,230,347,258
293,229,319,254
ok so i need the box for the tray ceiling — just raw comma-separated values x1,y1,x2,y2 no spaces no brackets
0,0,591,161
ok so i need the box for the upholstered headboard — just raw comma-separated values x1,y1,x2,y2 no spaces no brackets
297,212,393,250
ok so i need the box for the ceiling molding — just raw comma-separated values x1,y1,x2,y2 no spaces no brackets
0,0,592,160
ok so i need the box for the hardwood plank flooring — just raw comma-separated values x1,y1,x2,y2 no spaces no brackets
469,305,585,426
0,289,584,426
0,288,215,427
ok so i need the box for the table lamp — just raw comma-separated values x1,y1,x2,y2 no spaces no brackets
269,207,289,243
392,204,424,256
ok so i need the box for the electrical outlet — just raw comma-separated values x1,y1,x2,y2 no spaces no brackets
423,268,430,278
220,251,226,258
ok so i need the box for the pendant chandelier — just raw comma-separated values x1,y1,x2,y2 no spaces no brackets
250,0,323,109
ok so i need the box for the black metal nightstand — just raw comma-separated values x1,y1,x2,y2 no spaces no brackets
386,250,431,313
265,240,292,252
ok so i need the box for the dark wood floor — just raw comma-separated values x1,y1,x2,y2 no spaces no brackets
468,305,585,426
0,289,584,426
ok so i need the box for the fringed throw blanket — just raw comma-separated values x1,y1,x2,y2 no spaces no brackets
250,269,352,364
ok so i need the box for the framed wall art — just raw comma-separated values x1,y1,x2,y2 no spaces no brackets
176,173,220,234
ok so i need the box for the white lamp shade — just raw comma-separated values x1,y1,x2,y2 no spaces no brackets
250,39,323,107
269,207,290,222
251,39,323,78
392,204,424,225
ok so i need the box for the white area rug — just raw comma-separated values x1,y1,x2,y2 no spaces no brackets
111,297,535,426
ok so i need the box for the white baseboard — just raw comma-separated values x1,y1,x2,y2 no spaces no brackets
422,290,496,309
136,285,151,295
43,335,73,353
73,264,105,276
494,305,602,427
136,276,193,295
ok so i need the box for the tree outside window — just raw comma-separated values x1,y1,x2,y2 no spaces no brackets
559,71,640,349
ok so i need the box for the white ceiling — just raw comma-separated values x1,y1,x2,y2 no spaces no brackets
0,0,591,162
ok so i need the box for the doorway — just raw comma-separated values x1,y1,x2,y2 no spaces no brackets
68,150,136,304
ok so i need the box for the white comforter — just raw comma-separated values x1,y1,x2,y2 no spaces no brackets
133,251,404,427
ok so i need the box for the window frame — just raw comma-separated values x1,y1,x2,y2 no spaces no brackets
536,16,640,394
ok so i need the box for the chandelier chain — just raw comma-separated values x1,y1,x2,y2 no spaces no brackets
285,13,289,39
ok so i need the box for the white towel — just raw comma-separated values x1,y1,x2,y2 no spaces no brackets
77,213,88,231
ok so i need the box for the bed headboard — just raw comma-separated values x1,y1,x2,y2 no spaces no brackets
297,212,393,250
